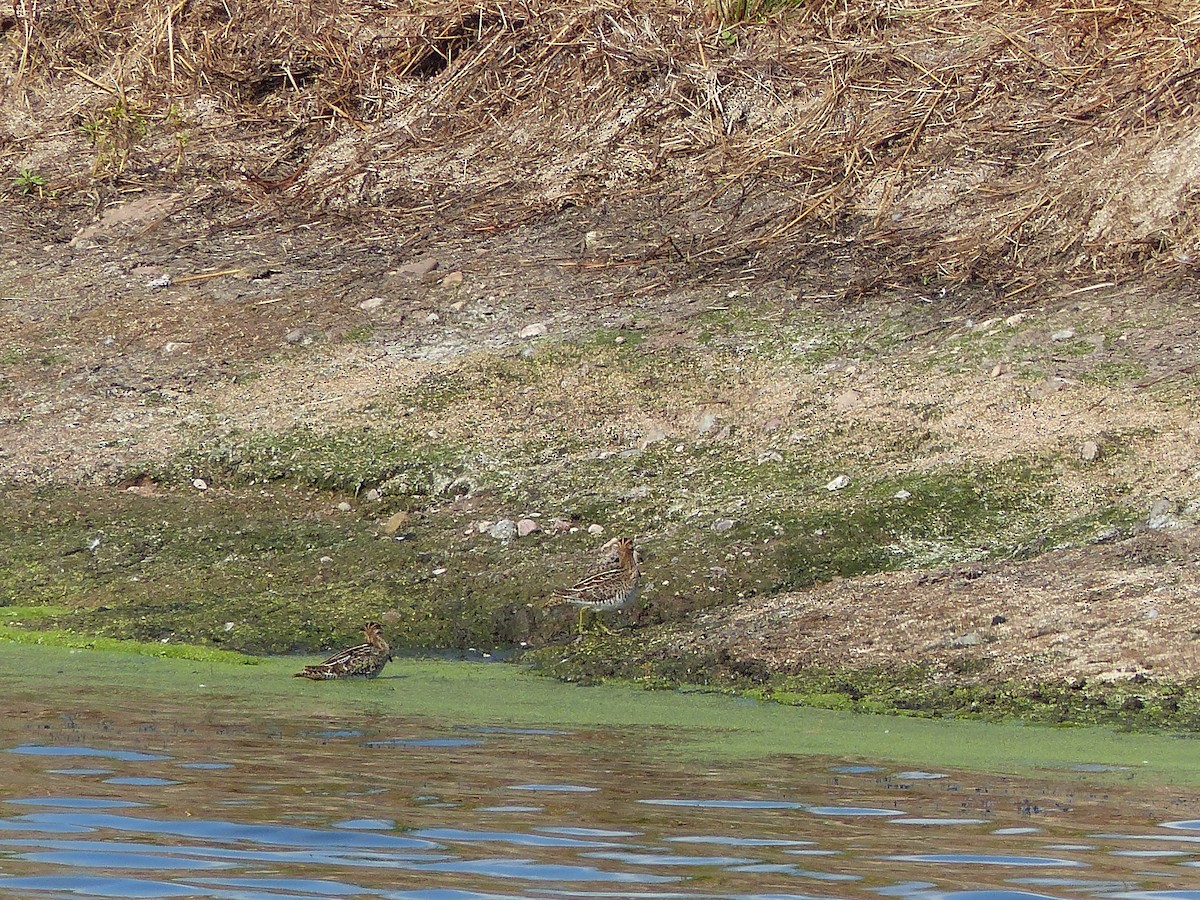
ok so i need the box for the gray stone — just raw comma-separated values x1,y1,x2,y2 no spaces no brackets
398,258,440,278
336,502,352,512
517,518,540,537
1147,498,1181,530
192,478,208,491
359,297,386,311
587,523,605,536
826,474,851,491
519,323,547,339
489,519,517,542
1051,328,1076,341
712,518,735,533
894,489,912,500
949,632,983,647
1080,440,1100,462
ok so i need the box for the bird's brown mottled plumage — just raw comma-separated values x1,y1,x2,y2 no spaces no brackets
554,537,641,632
293,622,392,680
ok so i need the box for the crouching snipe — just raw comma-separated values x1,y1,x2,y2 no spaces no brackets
294,622,392,680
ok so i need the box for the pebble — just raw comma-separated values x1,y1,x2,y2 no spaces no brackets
365,488,381,501
489,519,517,541
551,518,572,533
359,297,386,311
519,323,547,339
1080,440,1100,462
319,556,333,565
587,523,605,536
441,271,464,286
826,474,851,491
192,478,208,491
397,257,439,278
380,511,411,535
1051,328,1076,341
432,567,447,576
517,518,540,537
1147,498,1180,530
336,501,352,512
146,274,171,289
757,450,783,465
949,632,983,648
697,412,720,435
712,518,735,533
894,489,912,500
223,622,235,632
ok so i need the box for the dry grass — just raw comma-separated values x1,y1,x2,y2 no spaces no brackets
4,0,1200,293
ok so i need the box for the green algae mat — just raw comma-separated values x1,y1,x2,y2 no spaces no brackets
4,640,1198,786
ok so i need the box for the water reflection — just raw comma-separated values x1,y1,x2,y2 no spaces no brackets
2,692,1200,899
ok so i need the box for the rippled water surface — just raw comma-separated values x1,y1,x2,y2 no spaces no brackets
4,669,1200,899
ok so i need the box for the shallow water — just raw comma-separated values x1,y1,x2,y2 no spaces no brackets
3,674,1200,900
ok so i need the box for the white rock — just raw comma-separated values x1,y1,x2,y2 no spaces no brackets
359,297,386,311
826,474,851,491
1004,313,1026,327
337,502,352,512
712,518,735,533
192,478,208,491
223,622,235,632
1080,440,1100,462
587,523,605,536
365,488,381,501
520,323,547,339
432,567,447,576
517,518,540,537
1051,328,1076,341
319,556,333,565
894,489,912,500
757,450,783,465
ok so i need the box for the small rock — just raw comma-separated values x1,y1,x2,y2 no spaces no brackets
640,423,668,448
425,312,440,324
441,271,464,287
712,518,735,533
192,478,208,491
894,489,912,501
990,364,1004,377
284,328,312,346
1004,313,1026,327
697,412,720,435
223,622,235,632
398,257,440,278
990,614,1007,626
146,274,171,289
519,323,547,339
1080,440,1100,462
365,488,381,501
359,297,386,312
380,511,411,536
489,519,517,541
587,523,605,536
336,502,352,512
757,450,783,465
826,474,851,491
476,520,493,534
551,518,572,533
709,566,728,579
319,556,333,565
1147,498,1180,530
517,518,540,537
1051,328,1076,342
949,632,983,648
432,567,447,576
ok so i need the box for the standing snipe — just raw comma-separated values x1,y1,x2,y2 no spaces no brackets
554,537,642,633
293,622,393,680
